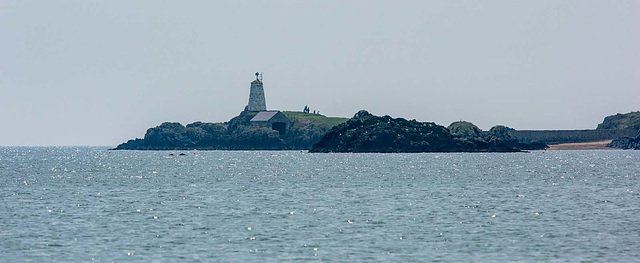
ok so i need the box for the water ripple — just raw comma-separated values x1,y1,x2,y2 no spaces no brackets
0,147,639,261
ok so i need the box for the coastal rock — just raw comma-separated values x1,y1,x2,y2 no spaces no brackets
311,111,455,152
353,110,372,119
608,132,640,150
448,121,482,138
310,110,546,153
143,122,194,149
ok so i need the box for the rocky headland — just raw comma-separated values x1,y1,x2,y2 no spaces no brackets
597,111,640,130
597,111,640,150
309,110,546,153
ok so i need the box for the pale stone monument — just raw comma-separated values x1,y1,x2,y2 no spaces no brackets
247,72,266,112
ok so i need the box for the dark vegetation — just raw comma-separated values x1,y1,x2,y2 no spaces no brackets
309,110,546,153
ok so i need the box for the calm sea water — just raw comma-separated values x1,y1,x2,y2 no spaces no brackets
1,147,639,262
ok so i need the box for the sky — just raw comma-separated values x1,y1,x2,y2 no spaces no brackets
1,1,638,146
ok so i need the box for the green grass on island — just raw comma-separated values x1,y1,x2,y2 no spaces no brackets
283,111,349,128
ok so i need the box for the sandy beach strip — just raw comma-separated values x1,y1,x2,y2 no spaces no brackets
547,140,616,150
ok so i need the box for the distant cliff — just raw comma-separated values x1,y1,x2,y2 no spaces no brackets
114,111,348,150
309,110,546,153
597,111,640,130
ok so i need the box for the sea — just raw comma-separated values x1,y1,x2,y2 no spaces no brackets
1,147,639,262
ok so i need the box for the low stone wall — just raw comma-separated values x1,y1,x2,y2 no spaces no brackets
510,129,637,145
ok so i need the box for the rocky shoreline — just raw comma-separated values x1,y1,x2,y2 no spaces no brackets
309,111,546,153
114,110,640,152
608,133,640,150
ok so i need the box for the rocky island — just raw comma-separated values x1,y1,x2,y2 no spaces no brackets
114,109,640,152
113,73,640,152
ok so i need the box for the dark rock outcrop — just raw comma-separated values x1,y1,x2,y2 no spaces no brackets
448,121,482,138
449,122,547,152
309,110,546,153
608,132,640,150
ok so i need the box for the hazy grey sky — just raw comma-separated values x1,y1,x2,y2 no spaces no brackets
1,1,638,146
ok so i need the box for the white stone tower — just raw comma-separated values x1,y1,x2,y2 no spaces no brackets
247,72,267,112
